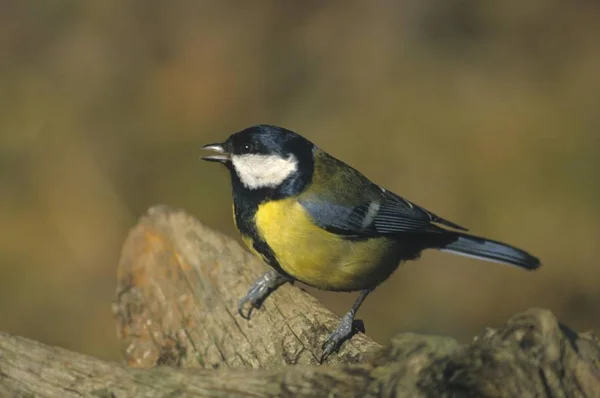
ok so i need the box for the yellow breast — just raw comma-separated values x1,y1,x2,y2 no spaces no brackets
252,198,400,291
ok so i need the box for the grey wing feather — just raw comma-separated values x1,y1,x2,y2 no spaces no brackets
300,186,468,237
373,189,468,232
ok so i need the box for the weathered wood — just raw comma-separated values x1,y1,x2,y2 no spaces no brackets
112,205,382,369
418,309,600,397
0,331,377,397
1,206,599,397
1,308,599,397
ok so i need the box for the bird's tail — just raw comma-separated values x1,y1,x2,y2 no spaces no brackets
438,232,541,270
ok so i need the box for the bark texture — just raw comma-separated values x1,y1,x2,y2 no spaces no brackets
0,205,598,397
112,205,381,369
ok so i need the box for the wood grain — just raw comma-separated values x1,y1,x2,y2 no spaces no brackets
1,206,599,397
112,205,382,369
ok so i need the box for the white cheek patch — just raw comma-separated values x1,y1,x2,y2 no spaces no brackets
232,154,298,189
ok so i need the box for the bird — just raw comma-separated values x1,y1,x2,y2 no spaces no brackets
201,124,541,361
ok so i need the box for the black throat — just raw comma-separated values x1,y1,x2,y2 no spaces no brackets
227,147,314,271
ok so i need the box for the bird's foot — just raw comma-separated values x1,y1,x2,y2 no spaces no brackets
321,310,356,362
238,270,290,320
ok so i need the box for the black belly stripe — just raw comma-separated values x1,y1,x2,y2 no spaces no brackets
233,187,290,277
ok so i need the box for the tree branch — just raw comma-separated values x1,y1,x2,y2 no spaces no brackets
2,308,599,397
1,206,599,397
0,331,378,397
112,205,382,369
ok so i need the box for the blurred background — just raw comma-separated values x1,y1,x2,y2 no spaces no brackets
1,1,599,361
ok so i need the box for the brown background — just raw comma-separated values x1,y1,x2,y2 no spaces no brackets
1,1,599,361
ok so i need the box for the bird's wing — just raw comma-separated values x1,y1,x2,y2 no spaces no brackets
300,149,468,237
299,186,468,238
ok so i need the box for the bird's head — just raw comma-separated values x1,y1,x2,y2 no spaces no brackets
202,124,314,192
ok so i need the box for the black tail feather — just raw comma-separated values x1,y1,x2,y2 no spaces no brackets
438,232,541,270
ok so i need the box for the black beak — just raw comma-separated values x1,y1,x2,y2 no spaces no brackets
201,143,230,163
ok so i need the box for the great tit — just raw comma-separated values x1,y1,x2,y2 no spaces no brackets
201,124,541,361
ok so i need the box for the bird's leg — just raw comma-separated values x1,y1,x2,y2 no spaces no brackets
321,289,372,362
238,270,291,320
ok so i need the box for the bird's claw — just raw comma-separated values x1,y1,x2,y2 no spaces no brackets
237,296,262,320
237,270,290,321
320,311,355,362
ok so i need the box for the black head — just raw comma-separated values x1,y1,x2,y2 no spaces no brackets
202,125,315,197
